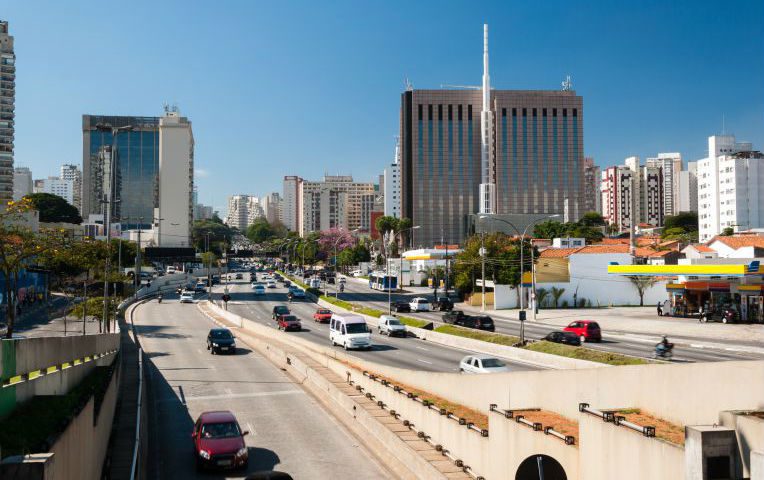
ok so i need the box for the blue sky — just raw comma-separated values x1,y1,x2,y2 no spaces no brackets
5,0,763,214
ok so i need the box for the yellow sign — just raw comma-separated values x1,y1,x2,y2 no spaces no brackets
608,264,749,276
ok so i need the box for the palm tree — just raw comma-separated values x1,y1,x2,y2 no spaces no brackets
629,276,657,306
551,287,565,308
536,288,550,309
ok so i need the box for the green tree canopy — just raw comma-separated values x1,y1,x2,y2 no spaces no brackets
720,227,734,236
23,193,82,224
579,211,606,227
192,217,234,255
533,220,604,244
245,218,288,244
663,211,698,233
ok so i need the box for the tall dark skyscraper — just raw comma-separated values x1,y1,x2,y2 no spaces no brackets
400,26,585,246
0,21,15,204
82,115,160,229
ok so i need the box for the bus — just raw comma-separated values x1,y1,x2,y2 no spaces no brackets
369,272,397,291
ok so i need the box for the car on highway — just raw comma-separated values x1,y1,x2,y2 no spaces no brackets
195,282,207,293
266,280,277,289
277,314,302,332
308,278,321,289
349,269,362,277
392,301,411,313
431,296,454,311
313,308,332,323
272,305,290,320
235,273,243,280
442,311,495,332
283,280,292,288
289,288,306,299
180,292,194,303
192,410,249,471
563,320,602,343
207,328,236,354
409,297,431,312
330,313,372,350
543,331,582,346
378,315,407,337
252,284,265,295
459,355,510,374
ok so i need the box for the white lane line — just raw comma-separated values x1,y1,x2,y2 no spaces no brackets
246,422,255,437
158,389,304,404
416,358,433,365
415,346,429,351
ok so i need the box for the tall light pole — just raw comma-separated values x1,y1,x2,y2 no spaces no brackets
387,225,420,314
95,123,133,332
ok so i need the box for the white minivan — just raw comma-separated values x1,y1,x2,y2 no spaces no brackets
329,313,372,350
409,297,431,312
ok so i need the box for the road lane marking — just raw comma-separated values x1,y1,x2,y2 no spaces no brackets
158,389,304,404
416,358,433,365
415,346,429,351
178,386,187,405
246,422,255,437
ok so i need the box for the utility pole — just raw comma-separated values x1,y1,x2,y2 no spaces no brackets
134,216,144,294
480,231,486,312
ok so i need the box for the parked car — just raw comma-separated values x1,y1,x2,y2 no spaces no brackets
180,292,194,303
378,315,407,337
207,328,236,354
392,301,411,313
252,285,265,295
409,297,431,312
313,308,333,323
459,355,510,374
277,314,302,332
563,320,602,343
272,305,290,320
349,269,362,277
330,313,372,350
192,410,249,471
543,331,582,346
431,296,454,311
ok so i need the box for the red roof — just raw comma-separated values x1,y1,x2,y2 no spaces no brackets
710,236,764,250
539,244,668,258
689,245,715,253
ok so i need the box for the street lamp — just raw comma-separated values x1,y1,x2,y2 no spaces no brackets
387,225,420,314
332,228,360,297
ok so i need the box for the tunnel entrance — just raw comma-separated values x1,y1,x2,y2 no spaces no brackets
515,454,567,480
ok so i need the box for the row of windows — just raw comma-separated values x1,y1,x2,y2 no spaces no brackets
416,104,579,121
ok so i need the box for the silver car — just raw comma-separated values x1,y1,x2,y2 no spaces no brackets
459,355,510,374
378,315,407,337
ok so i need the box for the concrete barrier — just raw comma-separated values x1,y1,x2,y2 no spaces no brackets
752,450,764,480
720,411,764,478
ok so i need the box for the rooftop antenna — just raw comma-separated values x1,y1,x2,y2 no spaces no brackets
561,75,573,91
404,77,413,91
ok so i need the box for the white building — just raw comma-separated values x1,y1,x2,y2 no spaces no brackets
601,156,664,232
282,175,302,231
12,166,32,200
677,161,698,213
601,165,636,231
226,194,262,230
296,175,375,236
646,153,682,217
697,135,763,242
383,139,402,218
34,176,74,205
260,192,282,224
156,110,194,248
60,164,82,213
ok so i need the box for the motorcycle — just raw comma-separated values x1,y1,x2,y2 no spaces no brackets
653,343,674,359
287,292,293,303
158,294,163,304
339,284,345,293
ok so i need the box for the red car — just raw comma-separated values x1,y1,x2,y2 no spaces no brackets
277,314,302,332
313,308,332,323
192,411,249,471
563,320,602,343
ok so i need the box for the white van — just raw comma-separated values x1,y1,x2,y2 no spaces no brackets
329,313,372,350
309,278,321,289
166,266,177,274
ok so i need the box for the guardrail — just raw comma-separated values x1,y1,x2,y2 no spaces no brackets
130,347,144,480
0,348,118,388
579,403,656,438
489,404,576,445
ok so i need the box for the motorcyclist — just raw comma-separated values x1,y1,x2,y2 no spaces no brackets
158,293,163,303
339,283,345,293
287,291,293,303
655,335,673,357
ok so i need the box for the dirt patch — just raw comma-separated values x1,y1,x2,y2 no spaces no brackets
513,409,579,441
338,359,489,430
746,411,764,420
615,408,685,445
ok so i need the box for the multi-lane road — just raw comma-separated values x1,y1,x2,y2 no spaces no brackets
220,274,537,373
133,298,391,479
326,276,764,363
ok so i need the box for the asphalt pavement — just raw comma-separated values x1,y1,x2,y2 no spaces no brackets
335,278,764,363
218,273,538,373
133,296,391,480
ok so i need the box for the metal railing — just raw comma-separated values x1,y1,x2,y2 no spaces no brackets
579,403,656,438
130,348,144,479
489,404,576,445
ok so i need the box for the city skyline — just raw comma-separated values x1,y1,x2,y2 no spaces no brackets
3,0,764,214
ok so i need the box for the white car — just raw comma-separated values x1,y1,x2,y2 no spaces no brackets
459,355,510,374
378,315,406,337
266,280,277,289
252,284,266,295
179,292,194,303
409,297,430,312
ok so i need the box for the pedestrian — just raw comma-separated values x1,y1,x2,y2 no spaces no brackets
657,301,662,316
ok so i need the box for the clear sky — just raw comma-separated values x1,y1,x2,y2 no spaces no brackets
5,0,763,214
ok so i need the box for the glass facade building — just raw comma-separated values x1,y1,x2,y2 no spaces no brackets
82,115,160,229
401,89,584,246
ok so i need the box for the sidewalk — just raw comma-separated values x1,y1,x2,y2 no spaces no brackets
458,303,764,345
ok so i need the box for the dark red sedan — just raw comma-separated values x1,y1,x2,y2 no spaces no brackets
277,314,302,332
563,320,602,343
313,308,332,323
192,411,249,471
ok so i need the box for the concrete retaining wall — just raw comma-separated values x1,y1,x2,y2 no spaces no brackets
720,411,764,478
753,450,764,480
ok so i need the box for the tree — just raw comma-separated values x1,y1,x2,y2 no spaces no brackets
246,218,275,243
579,211,606,227
536,287,550,309
629,276,657,306
192,218,234,255
375,216,399,237
663,211,698,233
550,287,565,308
24,193,82,224
720,227,734,236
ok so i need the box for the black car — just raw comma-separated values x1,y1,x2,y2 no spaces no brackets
543,331,582,346
431,297,454,311
392,301,411,313
463,315,495,332
272,305,290,320
442,310,468,324
207,328,236,354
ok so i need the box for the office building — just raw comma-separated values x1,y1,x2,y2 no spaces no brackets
0,21,15,203
12,166,31,200
646,153,682,217
194,203,214,221
156,110,194,247
677,161,698,213
261,192,282,224
296,175,375,236
582,157,601,214
60,164,82,213
226,195,261,230
697,135,764,242
34,176,75,205
400,25,583,246
82,115,160,229
282,175,303,231
384,138,402,218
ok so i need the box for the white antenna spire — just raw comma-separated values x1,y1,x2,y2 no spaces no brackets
479,24,496,215
561,75,573,91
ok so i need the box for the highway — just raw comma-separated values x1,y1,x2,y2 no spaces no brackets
133,298,391,479
218,274,538,373
334,276,764,363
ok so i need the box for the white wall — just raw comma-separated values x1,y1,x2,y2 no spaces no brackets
158,113,193,247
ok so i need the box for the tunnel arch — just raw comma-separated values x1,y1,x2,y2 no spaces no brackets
515,454,567,480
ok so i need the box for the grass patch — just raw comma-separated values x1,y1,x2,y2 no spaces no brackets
0,364,116,457
522,341,649,366
355,307,383,318
398,316,428,328
319,295,355,311
434,324,520,345
614,408,685,445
